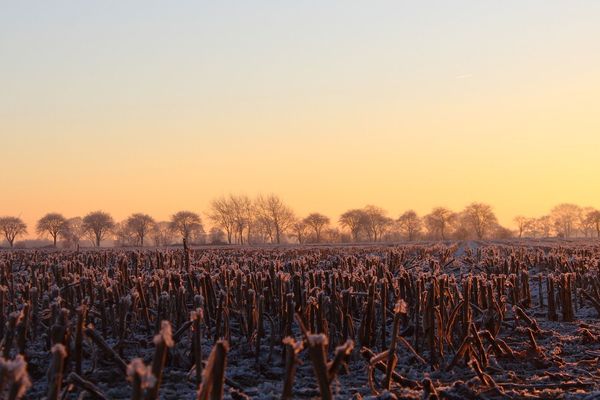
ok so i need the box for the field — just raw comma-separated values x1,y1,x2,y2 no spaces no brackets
2,241,600,399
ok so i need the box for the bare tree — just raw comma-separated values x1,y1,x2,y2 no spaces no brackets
170,211,202,244
82,211,115,247
126,213,155,246
536,215,553,238
585,209,600,238
578,207,596,238
462,202,498,239
397,210,422,241
424,207,455,240
253,215,275,243
362,205,393,242
339,209,367,242
513,216,528,238
151,221,174,246
291,220,308,244
236,195,255,245
63,217,84,248
0,216,27,248
208,197,236,244
113,221,136,247
36,213,68,247
256,194,295,244
303,213,330,243
551,203,581,238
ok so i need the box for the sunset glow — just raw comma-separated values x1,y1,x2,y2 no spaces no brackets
1,2,599,237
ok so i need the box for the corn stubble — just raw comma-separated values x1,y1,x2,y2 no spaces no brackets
0,242,600,398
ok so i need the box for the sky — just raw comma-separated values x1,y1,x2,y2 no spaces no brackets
1,1,599,237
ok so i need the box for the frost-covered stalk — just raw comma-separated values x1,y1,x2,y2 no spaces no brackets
16,304,30,356
0,355,31,400
2,312,20,358
119,295,132,342
255,294,264,365
127,358,155,400
462,277,472,339
359,280,376,347
547,276,557,321
383,300,406,390
306,334,331,400
47,344,67,400
281,337,303,400
379,282,388,352
29,286,39,339
424,284,438,367
191,309,204,385
327,340,354,382
538,274,544,308
84,325,128,372
67,373,109,400
146,321,174,400
0,287,7,340
561,273,574,322
74,305,87,375
198,340,229,400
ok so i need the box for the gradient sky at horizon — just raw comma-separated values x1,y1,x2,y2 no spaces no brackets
1,1,600,237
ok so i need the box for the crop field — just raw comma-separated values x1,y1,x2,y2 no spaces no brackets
2,241,600,399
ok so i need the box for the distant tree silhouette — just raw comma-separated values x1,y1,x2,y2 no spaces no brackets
303,213,330,243
551,203,581,238
209,197,236,244
425,207,455,240
151,221,174,246
513,216,529,238
586,209,600,238
236,195,255,245
0,216,27,248
291,220,308,244
214,195,254,245
126,213,155,246
256,194,295,244
63,217,84,248
535,215,553,238
82,211,115,247
462,202,498,239
12,197,600,246
339,209,368,242
37,213,68,247
170,211,202,244
362,205,393,242
398,210,422,241
113,221,135,247
578,207,596,237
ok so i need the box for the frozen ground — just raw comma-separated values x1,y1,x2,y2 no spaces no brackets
3,240,600,399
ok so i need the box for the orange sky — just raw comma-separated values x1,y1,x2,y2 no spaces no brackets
1,2,599,238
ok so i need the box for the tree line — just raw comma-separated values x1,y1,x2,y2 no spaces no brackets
0,196,599,248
